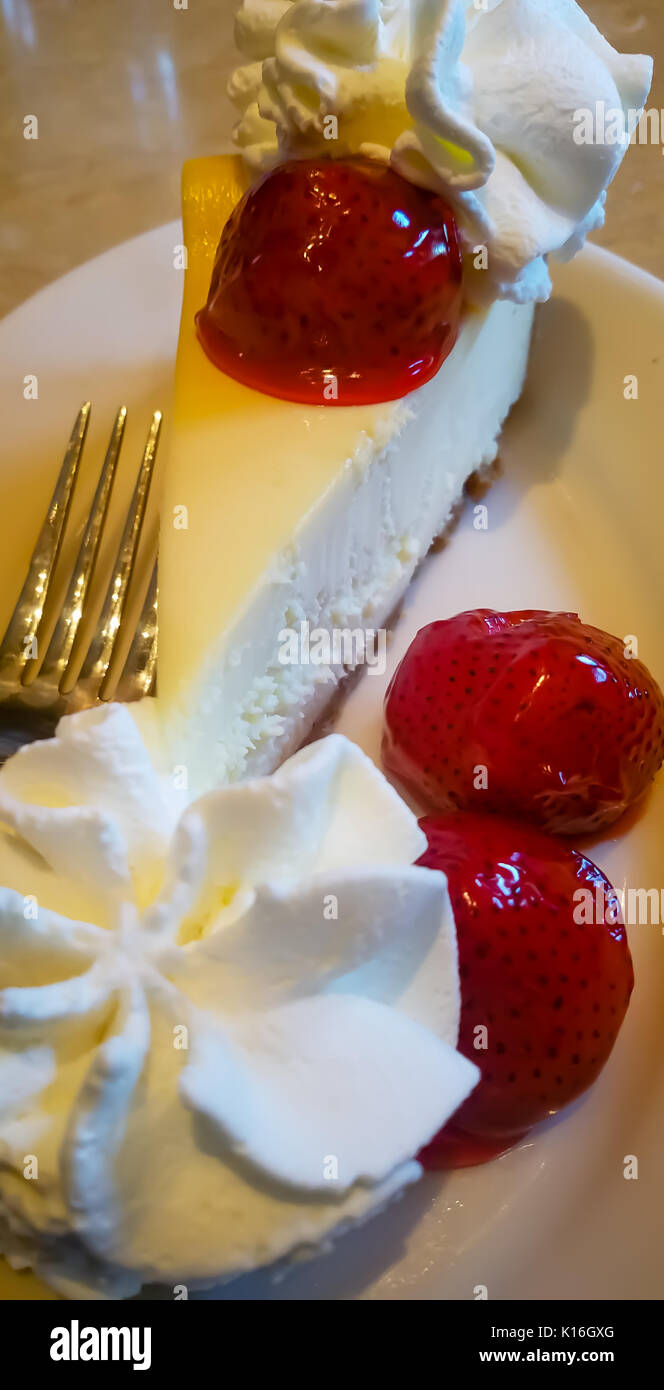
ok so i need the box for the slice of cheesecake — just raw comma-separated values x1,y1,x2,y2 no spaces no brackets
157,155,533,794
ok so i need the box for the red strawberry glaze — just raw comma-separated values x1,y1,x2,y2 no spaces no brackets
196,158,463,405
415,813,634,1169
418,1123,517,1169
383,609,664,834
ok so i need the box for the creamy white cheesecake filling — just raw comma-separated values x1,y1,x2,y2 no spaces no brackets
159,297,534,795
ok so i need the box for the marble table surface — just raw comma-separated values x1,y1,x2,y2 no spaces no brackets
0,0,662,319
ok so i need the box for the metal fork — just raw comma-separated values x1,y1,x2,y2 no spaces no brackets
0,403,160,746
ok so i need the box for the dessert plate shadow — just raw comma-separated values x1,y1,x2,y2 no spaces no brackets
0,230,662,1300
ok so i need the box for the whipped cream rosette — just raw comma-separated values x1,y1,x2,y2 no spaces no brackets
230,0,652,301
0,706,476,1297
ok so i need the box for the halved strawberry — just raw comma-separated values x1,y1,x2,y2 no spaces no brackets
383,610,664,834
416,812,634,1167
196,158,463,405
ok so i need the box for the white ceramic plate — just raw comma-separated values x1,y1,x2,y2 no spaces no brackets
0,229,663,1301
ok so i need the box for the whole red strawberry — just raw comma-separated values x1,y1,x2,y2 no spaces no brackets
383,609,664,834
416,813,634,1168
196,158,463,405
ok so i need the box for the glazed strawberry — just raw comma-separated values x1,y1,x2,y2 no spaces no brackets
383,609,664,834
416,813,634,1167
196,158,463,405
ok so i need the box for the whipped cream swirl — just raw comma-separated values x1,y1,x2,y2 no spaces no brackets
230,0,652,301
0,706,476,1298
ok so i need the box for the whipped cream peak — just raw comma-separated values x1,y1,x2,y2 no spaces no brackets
230,0,652,302
0,707,476,1297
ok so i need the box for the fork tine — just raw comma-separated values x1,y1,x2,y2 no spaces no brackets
23,407,127,690
0,402,90,694
111,555,158,703
67,411,161,700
